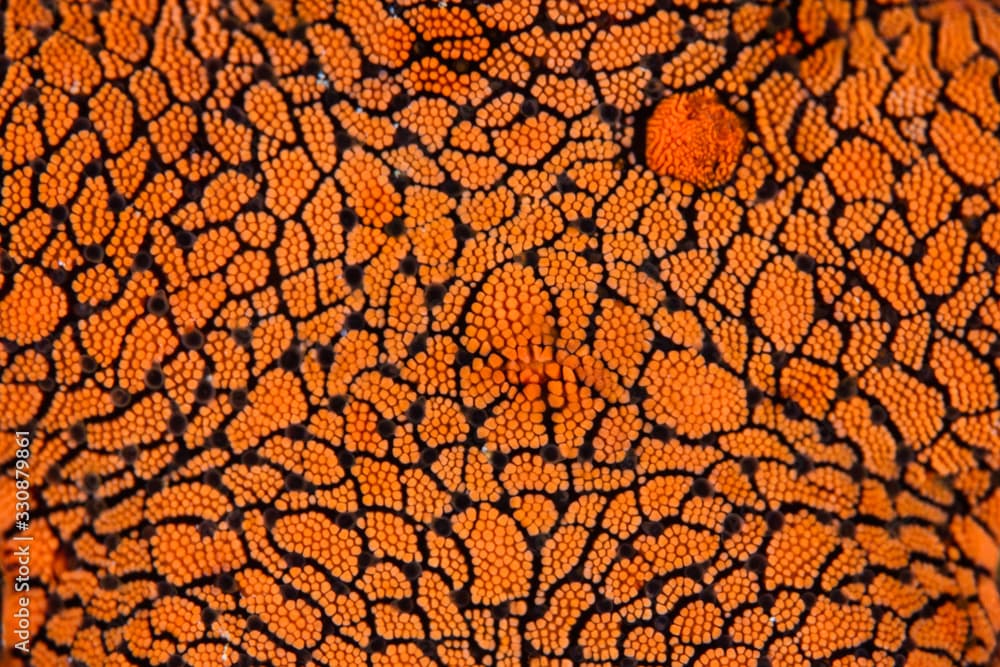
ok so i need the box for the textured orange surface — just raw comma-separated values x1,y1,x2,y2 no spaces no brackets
1,0,1000,665
645,91,745,188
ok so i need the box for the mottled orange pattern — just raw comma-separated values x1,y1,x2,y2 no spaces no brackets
1,0,1000,665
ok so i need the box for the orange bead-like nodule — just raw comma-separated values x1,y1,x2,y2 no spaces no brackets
644,90,745,188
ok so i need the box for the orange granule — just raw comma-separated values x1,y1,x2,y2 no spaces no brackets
644,90,745,187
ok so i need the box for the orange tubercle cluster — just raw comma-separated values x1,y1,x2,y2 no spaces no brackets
644,90,746,188
2,0,1000,666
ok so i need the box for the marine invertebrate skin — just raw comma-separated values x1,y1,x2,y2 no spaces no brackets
644,90,746,187
2,0,1000,665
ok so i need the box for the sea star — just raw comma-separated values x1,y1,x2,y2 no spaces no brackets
2,0,1000,665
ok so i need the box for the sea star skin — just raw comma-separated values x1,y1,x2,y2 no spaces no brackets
2,0,1000,665
644,91,745,187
